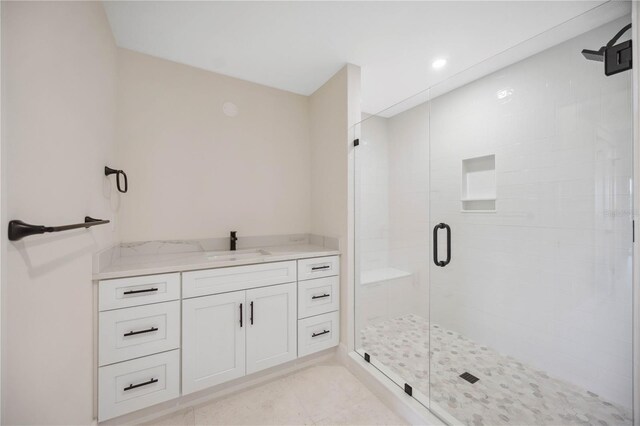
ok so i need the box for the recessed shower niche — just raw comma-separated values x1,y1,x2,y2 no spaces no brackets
461,154,496,212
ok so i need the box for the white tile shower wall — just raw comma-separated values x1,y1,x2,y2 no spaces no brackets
355,104,429,336
388,103,430,319
429,17,633,408
355,115,392,342
357,115,391,272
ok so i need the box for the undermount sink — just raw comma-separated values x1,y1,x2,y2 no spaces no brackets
205,249,271,262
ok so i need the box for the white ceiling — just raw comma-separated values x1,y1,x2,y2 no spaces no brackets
103,1,625,116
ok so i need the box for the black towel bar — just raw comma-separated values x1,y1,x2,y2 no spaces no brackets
8,216,110,241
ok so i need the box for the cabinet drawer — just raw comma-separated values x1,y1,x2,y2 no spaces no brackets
182,261,296,299
297,256,339,281
99,273,180,311
98,349,180,422
99,301,180,366
298,276,339,319
297,311,339,357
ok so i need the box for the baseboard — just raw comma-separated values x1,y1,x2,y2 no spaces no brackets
99,348,337,425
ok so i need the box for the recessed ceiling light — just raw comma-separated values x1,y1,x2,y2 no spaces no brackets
432,58,447,69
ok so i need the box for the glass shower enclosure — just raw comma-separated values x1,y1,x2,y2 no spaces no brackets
354,5,634,425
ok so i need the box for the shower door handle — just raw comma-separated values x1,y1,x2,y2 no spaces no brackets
433,223,451,267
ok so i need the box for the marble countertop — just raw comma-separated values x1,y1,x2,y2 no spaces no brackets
94,235,340,280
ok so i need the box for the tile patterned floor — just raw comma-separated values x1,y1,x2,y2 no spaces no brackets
360,314,633,426
141,360,408,426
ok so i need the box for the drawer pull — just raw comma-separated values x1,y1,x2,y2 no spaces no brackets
123,327,158,337
311,265,330,271
250,301,254,325
239,303,243,327
123,288,158,295
312,329,330,338
123,378,158,392
312,293,330,300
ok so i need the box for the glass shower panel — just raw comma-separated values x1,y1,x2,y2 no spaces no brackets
428,15,634,426
354,92,431,401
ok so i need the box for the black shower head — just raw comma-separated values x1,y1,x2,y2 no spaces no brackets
581,46,605,62
582,24,632,76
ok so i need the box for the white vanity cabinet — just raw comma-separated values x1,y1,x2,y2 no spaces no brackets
97,255,339,421
181,262,297,395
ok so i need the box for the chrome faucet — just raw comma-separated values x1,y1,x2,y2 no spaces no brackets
230,231,238,251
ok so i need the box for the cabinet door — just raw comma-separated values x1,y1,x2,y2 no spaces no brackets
182,291,246,395
246,282,297,374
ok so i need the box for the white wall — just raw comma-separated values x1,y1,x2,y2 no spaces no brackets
309,68,348,242
309,64,360,346
1,2,118,424
116,49,311,242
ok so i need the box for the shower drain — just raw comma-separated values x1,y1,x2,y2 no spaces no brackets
460,372,480,384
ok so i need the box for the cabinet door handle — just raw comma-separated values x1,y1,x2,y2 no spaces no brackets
123,288,158,295
239,303,243,327
123,378,158,392
250,301,254,325
311,265,330,271
312,329,330,338
312,294,330,299
123,327,158,337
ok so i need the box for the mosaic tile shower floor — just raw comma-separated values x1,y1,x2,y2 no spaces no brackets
360,314,632,426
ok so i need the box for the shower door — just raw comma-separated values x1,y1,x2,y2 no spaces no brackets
428,16,634,426
354,92,432,403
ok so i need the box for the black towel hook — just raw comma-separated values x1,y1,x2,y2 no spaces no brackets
105,166,128,193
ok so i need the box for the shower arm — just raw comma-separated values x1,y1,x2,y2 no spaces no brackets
606,23,632,48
